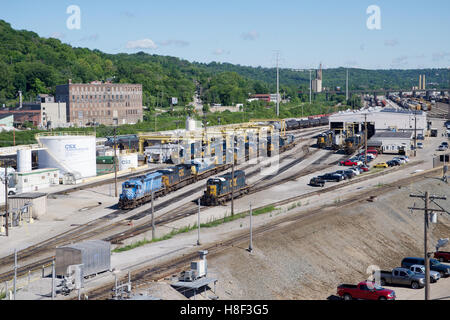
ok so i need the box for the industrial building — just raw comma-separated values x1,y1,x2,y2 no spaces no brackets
368,131,414,155
312,64,323,93
0,114,14,128
0,94,67,129
56,79,143,126
12,168,60,193
328,108,427,138
8,193,48,219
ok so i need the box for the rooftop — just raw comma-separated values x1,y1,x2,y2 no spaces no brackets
371,131,414,139
9,192,48,199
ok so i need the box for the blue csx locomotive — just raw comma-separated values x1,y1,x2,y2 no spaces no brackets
119,131,298,209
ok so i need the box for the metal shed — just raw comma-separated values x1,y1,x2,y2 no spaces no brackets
8,193,47,219
55,240,111,277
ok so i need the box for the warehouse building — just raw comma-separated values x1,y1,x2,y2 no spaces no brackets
368,131,414,155
56,79,143,126
329,108,427,138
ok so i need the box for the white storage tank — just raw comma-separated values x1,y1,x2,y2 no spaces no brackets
186,117,196,131
17,149,32,173
118,153,138,171
38,135,96,179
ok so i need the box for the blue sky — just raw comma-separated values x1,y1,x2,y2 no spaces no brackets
1,0,449,69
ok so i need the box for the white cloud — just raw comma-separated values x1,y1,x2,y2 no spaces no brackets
241,31,259,41
126,39,158,50
50,32,65,40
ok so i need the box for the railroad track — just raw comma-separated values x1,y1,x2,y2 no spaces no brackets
0,130,323,281
84,163,440,300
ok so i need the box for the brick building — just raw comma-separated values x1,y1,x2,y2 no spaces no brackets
55,80,143,126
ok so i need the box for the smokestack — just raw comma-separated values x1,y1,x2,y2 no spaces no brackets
423,75,426,90
68,79,72,84
19,90,22,109
419,75,422,90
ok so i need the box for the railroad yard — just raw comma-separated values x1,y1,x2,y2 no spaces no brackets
0,106,448,301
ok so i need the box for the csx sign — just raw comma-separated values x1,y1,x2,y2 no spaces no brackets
121,160,131,165
65,144,77,151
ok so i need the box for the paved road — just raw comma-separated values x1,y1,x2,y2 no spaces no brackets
384,276,450,300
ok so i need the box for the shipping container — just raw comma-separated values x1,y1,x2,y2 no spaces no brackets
55,240,111,277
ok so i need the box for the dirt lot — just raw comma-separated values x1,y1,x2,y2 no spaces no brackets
204,177,450,300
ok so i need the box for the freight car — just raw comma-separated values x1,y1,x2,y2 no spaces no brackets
344,134,364,155
105,134,140,152
201,170,249,206
119,130,295,209
317,130,335,149
286,119,300,131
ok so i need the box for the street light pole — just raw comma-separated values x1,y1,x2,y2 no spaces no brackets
4,162,8,237
113,126,118,198
197,199,201,246
248,204,253,253
231,154,235,217
409,192,448,300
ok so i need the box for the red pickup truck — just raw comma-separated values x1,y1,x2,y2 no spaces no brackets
337,281,396,300
434,251,450,263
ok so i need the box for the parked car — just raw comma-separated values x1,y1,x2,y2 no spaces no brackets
375,267,425,289
318,173,345,182
442,142,449,148
438,145,447,151
398,155,410,162
341,159,363,166
393,157,406,164
417,134,424,140
337,281,396,301
417,142,424,149
347,167,361,176
401,257,450,277
367,149,379,157
358,165,370,172
386,160,398,167
409,265,440,283
334,170,354,180
374,162,388,168
434,251,450,263
309,177,325,187
7,187,17,196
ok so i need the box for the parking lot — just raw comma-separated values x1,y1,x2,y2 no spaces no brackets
384,276,450,300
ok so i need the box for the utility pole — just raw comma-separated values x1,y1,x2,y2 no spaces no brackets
414,113,417,157
346,69,349,102
51,258,55,300
409,192,448,300
276,52,280,117
113,127,118,198
13,249,17,300
364,113,368,166
197,199,201,246
309,69,312,105
248,204,253,253
151,191,155,240
4,162,9,237
231,152,235,216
